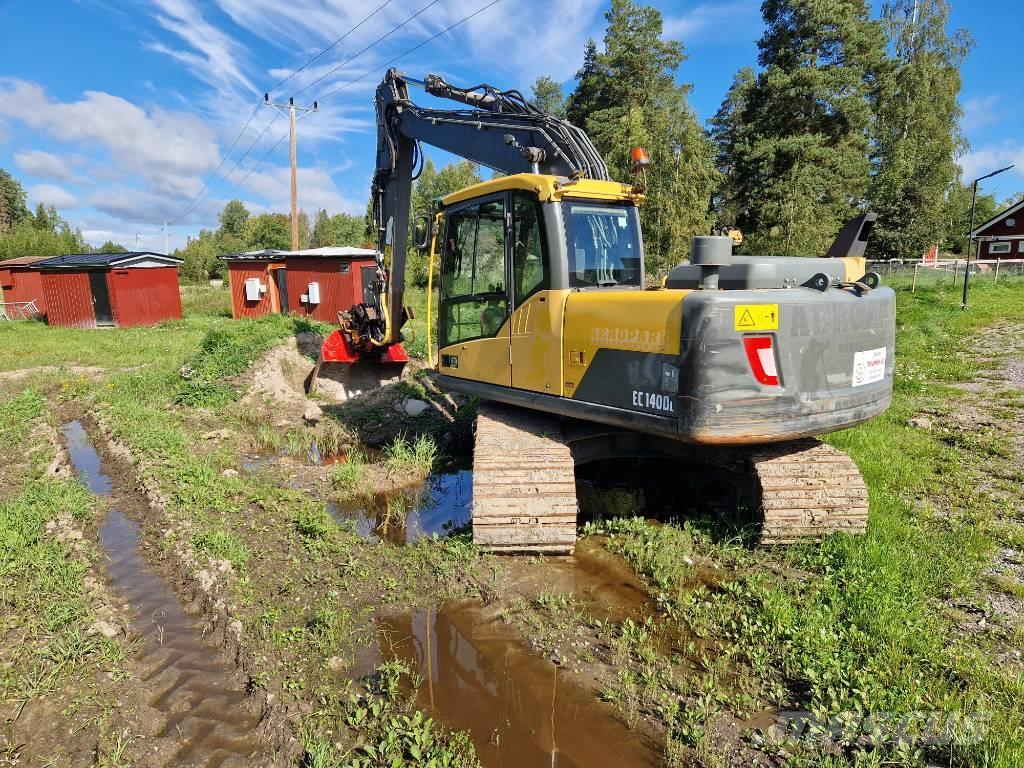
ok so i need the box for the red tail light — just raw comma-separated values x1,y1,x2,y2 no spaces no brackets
743,335,780,386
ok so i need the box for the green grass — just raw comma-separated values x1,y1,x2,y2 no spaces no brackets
176,314,297,406
585,280,1024,765
383,433,438,476
180,284,232,318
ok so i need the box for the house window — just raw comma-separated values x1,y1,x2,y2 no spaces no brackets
340,262,350,273
989,242,1011,255
1018,241,1024,253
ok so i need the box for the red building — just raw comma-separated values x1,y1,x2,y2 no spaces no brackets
971,198,1024,260
32,252,183,328
220,247,377,322
222,250,285,319
0,256,48,317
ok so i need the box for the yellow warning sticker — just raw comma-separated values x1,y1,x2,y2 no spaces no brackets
734,304,780,331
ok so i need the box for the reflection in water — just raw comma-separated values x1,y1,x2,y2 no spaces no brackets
63,421,265,766
382,602,660,768
328,470,472,544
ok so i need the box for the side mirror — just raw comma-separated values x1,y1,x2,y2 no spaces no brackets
413,214,431,251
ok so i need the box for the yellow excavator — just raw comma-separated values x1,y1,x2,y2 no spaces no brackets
331,69,894,554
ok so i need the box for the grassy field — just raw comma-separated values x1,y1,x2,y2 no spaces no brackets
0,280,1022,766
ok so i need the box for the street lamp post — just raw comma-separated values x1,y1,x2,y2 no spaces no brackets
962,163,1015,309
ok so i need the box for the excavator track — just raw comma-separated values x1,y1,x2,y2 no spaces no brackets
750,439,869,543
471,405,869,551
472,402,578,554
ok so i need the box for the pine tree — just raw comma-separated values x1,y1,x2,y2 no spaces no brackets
868,0,970,260
565,40,602,127
530,76,567,117
566,0,719,275
713,0,885,255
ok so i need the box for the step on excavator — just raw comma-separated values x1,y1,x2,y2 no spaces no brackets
324,69,895,554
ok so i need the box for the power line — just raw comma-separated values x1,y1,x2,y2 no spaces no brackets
178,112,282,225
168,0,397,226
197,132,290,224
291,0,443,99
168,102,261,225
316,0,504,102
198,0,506,222
267,0,397,94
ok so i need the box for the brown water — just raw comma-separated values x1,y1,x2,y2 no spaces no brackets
381,601,662,768
64,421,266,768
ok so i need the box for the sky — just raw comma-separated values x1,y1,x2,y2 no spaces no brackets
0,0,1021,253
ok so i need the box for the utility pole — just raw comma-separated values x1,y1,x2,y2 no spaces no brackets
264,95,318,250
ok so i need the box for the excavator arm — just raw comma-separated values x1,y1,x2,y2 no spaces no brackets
351,68,610,351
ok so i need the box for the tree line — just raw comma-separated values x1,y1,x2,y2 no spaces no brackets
2,0,1020,280
532,0,1015,272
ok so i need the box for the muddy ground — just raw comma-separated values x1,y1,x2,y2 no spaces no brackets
2,309,1024,767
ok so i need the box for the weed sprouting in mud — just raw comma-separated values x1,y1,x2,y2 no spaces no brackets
330,449,370,496
383,433,438,476
192,528,249,571
301,661,479,768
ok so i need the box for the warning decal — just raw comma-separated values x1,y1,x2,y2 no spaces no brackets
734,304,780,332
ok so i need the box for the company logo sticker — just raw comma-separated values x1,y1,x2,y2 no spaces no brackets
852,347,886,387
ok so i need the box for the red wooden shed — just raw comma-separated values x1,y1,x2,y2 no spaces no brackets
221,250,286,319
970,198,1024,260
0,256,48,317
32,252,184,328
220,247,377,322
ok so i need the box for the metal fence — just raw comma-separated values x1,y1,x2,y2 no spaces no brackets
0,300,40,321
867,259,1024,292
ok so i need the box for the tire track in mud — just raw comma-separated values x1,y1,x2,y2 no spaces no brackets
64,421,267,767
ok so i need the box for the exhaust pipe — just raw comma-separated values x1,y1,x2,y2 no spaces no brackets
690,236,733,290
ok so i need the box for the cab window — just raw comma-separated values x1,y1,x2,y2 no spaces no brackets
439,198,508,347
563,202,642,288
512,192,548,305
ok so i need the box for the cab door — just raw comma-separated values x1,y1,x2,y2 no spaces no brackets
510,191,564,394
436,196,512,387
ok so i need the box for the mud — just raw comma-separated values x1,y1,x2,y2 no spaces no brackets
380,601,662,768
504,537,656,624
328,469,472,544
64,421,268,767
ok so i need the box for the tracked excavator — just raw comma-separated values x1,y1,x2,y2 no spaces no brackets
328,69,895,554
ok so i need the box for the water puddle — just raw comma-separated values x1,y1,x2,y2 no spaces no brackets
63,421,265,767
328,469,471,544
380,601,661,768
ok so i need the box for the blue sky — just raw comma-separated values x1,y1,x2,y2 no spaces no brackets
1,0,1021,252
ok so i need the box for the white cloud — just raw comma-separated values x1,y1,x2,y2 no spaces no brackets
28,183,79,210
15,150,75,181
0,79,220,206
961,94,1001,132
146,0,255,96
239,163,366,216
663,0,761,43
959,141,1024,185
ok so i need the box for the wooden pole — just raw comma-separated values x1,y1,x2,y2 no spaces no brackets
952,261,958,288
289,102,298,251
995,258,1001,283
912,263,918,293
